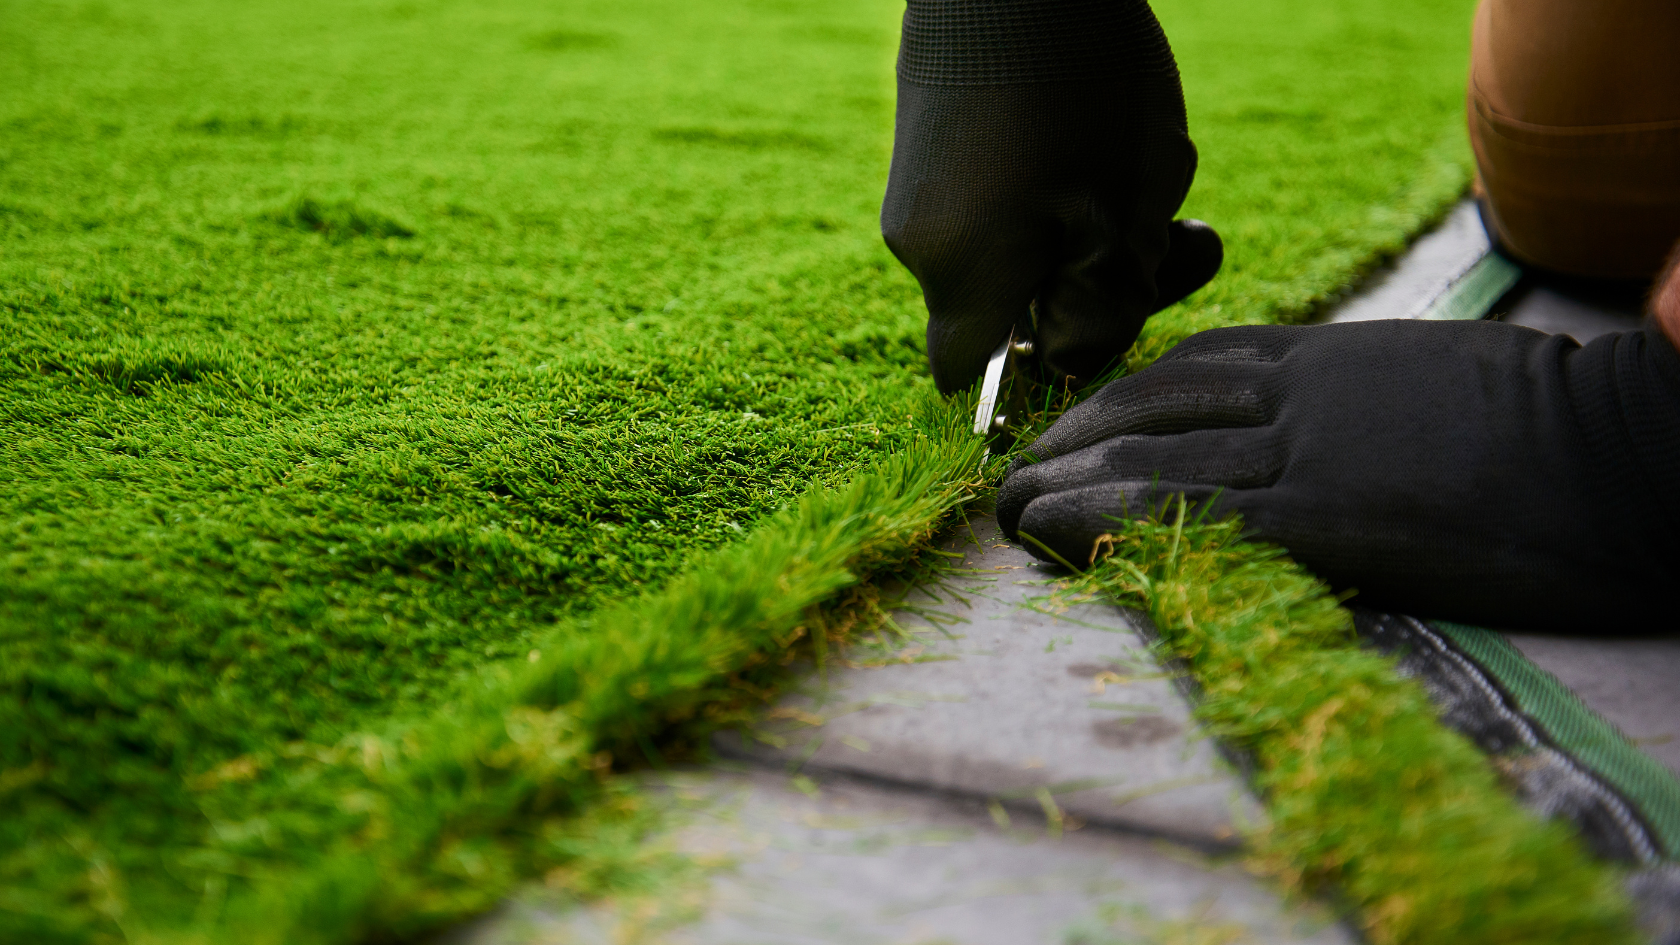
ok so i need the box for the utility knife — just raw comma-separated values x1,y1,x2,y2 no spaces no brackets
972,327,1037,455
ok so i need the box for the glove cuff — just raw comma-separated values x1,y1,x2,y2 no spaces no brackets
1568,327,1680,537
898,0,1176,87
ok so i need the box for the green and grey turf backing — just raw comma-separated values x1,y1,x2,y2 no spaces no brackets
1356,613,1680,865
1419,250,1523,321
1440,623,1680,862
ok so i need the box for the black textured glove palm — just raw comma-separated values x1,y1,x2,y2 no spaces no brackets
998,320,1680,630
883,0,1223,394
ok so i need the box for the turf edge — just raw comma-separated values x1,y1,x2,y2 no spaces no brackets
147,396,986,945
1060,503,1642,945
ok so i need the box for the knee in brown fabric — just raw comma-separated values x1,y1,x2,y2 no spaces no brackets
1468,0,1680,280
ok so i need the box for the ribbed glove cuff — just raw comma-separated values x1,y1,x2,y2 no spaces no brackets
898,0,1176,87
1569,327,1680,536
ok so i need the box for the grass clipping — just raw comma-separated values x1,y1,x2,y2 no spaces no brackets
1069,501,1640,945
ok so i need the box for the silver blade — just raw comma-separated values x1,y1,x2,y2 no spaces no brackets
972,329,1014,435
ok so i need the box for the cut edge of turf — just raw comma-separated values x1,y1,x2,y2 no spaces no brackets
1064,502,1643,945
131,393,988,945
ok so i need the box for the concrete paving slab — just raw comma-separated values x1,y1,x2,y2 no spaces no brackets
1506,635,1680,779
1500,281,1645,344
713,515,1257,848
442,767,1352,945
1323,197,1650,345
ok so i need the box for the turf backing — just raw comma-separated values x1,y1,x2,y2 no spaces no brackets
0,0,1574,940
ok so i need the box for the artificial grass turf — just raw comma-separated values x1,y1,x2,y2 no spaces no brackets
1069,510,1642,945
0,0,1628,940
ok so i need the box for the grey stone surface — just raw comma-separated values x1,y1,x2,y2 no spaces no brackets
442,767,1353,945
714,515,1256,847
1506,634,1680,778
1327,200,1490,323
1322,197,1652,346
437,517,1292,945
1500,282,1645,343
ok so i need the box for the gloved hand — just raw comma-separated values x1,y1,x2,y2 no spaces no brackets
883,0,1223,394
997,319,1680,630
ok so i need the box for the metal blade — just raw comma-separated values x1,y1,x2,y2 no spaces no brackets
972,329,1014,436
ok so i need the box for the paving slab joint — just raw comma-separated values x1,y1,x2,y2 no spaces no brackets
710,736,1250,854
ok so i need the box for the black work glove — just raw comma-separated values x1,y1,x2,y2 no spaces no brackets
883,0,1223,394
997,319,1680,630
